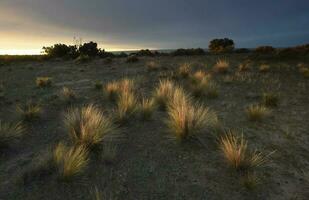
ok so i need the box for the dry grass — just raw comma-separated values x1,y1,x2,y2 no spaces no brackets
190,70,210,84
166,87,218,141
299,67,309,78
64,104,117,147
16,101,42,121
36,77,52,87
220,132,269,171
60,87,76,103
139,98,156,120
105,78,135,101
262,92,279,107
178,63,191,78
0,121,25,147
115,89,138,123
238,63,250,72
147,61,160,71
214,59,229,73
54,143,89,180
259,64,270,73
246,104,271,121
153,79,175,109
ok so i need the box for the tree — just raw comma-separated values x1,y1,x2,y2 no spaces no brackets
209,38,235,53
79,41,99,57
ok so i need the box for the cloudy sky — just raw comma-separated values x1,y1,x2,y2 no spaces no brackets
0,0,308,54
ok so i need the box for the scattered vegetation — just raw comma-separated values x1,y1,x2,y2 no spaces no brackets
166,87,217,141
53,143,89,180
220,131,269,171
246,104,270,121
139,98,156,120
178,63,191,78
126,55,139,63
64,104,116,147
0,121,25,147
214,59,229,73
153,79,175,110
16,101,42,121
259,64,270,73
115,89,138,123
36,77,52,88
262,92,279,107
104,78,135,101
59,87,76,103
147,61,159,71
238,63,250,72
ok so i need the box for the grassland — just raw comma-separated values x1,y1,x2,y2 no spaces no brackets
0,54,308,199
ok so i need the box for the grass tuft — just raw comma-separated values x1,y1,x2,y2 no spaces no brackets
147,61,160,71
178,63,191,78
259,64,270,73
166,87,218,141
16,101,42,121
36,77,52,88
54,143,89,180
262,92,279,107
246,104,271,121
64,104,117,147
115,89,138,123
214,59,229,73
139,98,156,120
220,132,270,171
60,87,76,103
0,121,25,147
153,79,175,110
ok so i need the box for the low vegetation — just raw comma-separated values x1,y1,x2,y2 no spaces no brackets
59,87,76,103
153,79,175,109
0,121,25,147
64,104,116,147
139,98,156,120
214,59,229,73
36,77,52,88
246,104,271,121
16,101,42,121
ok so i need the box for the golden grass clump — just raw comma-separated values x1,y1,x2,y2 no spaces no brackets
139,98,156,120
36,77,52,87
190,70,210,84
238,63,250,72
115,89,138,123
0,121,25,147
64,104,116,147
16,101,42,121
246,104,271,121
262,92,279,107
259,64,270,73
147,61,160,71
166,87,218,141
105,78,135,101
60,87,76,103
54,143,89,180
220,132,269,171
214,59,229,73
153,79,175,109
178,63,191,78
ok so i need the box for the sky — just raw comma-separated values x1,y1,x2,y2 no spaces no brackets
0,0,309,54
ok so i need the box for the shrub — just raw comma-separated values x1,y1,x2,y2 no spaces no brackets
54,143,89,180
166,87,218,141
153,79,175,110
16,101,42,121
262,92,279,107
220,132,269,171
64,105,116,147
115,89,138,123
178,63,191,78
214,59,229,73
60,87,76,103
139,98,156,120
36,77,52,88
246,104,270,121
79,41,99,57
126,55,139,63
43,44,78,58
135,49,154,56
209,38,235,53
259,64,270,73
0,121,25,147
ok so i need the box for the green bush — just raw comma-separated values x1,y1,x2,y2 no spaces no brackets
209,38,234,53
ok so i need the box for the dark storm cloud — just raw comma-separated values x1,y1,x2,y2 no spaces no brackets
1,0,309,48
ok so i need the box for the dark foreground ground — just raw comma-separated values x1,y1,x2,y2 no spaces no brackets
0,54,308,199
